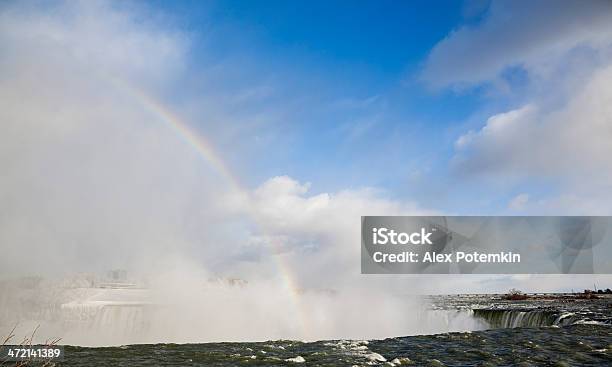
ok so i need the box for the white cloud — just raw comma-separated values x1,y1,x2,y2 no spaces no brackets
453,64,612,186
421,0,612,89
238,176,433,289
436,3,612,199
424,1,612,296
437,1,612,223
0,1,187,87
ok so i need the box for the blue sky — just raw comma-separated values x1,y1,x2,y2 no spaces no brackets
146,0,502,212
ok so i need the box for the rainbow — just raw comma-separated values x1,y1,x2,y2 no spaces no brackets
109,77,310,337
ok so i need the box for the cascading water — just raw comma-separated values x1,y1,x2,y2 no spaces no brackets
472,309,592,328
59,302,154,345
91,305,149,335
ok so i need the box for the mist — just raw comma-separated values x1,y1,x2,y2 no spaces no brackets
0,0,442,345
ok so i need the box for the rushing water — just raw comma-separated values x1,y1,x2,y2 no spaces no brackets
36,324,610,366
430,293,612,329
4,294,612,366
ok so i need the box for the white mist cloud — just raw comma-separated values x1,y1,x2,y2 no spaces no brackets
0,0,232,276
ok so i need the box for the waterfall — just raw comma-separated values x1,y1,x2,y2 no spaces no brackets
92,305,149,335
60,301,153,344
471,309,587,328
